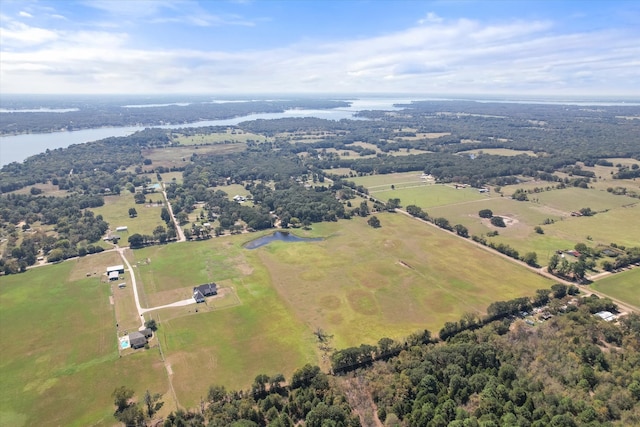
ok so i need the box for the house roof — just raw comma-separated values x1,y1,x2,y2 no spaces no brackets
194,283,217,295
129,331,147,347
107,265,124,272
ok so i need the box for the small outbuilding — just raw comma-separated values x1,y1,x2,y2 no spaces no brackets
193,283,217,303
116,226,128,232
595,311,616,322
129,331,147,349
107,265,125,275
108,271,120,281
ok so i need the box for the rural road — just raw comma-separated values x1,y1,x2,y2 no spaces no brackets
116,246,197,322
161,182,186,242
352,186,639,315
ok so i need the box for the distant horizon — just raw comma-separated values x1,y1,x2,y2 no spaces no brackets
3,92,640,101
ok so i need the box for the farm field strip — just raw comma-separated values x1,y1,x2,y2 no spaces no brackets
590,268,640,309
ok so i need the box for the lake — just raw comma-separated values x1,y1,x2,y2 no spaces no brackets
244,231,322,249
0,97,413,166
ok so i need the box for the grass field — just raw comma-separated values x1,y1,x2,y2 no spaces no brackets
591,268,640,308
376,184,486,208
131,237,318,408
172,130,268,145
0,254,170,427
457,148,537,157
92,193,166,237
115,212,553,408
141,144,246,169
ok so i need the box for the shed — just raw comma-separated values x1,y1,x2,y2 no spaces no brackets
595,311,615,322
116,226,128,232
108,271,120,281
129,331,147,349
107,265,125,274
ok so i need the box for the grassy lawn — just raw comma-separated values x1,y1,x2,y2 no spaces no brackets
0,254,170,427
591,268,640,308
91,193,166,237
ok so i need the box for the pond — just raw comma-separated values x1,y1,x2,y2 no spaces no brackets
244,231,322,250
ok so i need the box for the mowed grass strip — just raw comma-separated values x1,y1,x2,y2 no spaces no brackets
591,268,640,308
0,254,169,427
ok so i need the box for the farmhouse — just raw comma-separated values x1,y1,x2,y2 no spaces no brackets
128,331,147,349
193,283,217,303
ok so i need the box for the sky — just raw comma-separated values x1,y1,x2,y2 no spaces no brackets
1,0,639,96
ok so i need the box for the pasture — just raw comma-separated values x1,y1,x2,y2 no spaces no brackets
457,148,538,157
119,212,552,408
172,129,268,145
92,193,166,237
141,143,246,169
0,254,170,427
591,268,640,308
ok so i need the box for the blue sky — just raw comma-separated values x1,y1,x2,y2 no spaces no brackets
1,0,638,96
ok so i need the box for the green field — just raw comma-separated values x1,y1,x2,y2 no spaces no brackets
120,212,554,410
426,187,640,266
457,148,538,157
92,193,166,237
132,237,318,408
0,254,170,427
591,268,640,308
172,130,268,145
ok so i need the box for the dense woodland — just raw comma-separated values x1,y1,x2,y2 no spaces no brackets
0,98,349,135
1,100,639,273
116,302,640,427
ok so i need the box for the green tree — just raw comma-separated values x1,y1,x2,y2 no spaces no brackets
161,207,171,224
128,207,137,218
454,224,469,238
522,252,538,267
548,254,560,272
367,216,381,228
534,226,544,234
359,201,370,217
479,209,493,218
490,216,506,227
112,386,134,412
144,318,158,331
128,233,144,248
143,390,163,418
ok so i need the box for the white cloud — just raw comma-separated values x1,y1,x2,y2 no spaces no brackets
0,21,59,46
1,11,638,96
418,12,443,25
19,11,33,18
